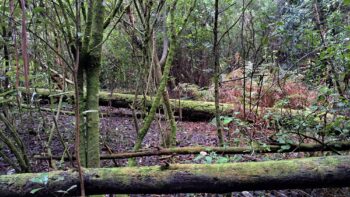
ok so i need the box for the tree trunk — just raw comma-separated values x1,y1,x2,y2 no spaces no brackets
129,2,178,166
78,0,93,167
152,31,177,147
213,0,224,146
1,156,350,196
84,0,105,168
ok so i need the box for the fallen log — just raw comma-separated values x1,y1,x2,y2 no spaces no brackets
1,155,350,196
34,141,350,160
19,88,235,121
19,88,339,121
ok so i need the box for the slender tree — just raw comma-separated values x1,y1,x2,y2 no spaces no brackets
213,0,224,146
129,0,179,166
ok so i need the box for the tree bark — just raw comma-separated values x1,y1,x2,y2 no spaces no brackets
1,156,350,196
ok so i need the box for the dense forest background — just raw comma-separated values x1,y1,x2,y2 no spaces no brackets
0,0,350,196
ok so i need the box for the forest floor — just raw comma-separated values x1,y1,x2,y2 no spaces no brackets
0,105,349,197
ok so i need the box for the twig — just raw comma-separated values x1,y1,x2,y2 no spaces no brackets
287,131,341,155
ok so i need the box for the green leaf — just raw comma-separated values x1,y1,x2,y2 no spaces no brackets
56,190,68,194
221,116,234,125
281,144,291,150
230,155,242,162
261,143,271,151
82,110,98,114
30,173,49,185
205,156,213,164
276,21,284,26
66,184,78,192
209,117,217,126
30,187,43,194
33,7,45,14
344,0,350,5
216,157,229,164
54,176,65,182
277,138,285,144
193,154,205,161
56,184,77,194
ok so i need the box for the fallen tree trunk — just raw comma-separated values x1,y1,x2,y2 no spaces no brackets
1,155,350,196
34,141,350,160
20,88,235,121
19,88,339,121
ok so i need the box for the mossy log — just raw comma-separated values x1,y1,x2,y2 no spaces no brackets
19,88,234,121
1,156,350,196
34,141,350,160
19,88,340,121
20,103,176,121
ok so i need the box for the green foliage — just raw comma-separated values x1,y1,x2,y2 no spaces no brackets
30,187,43,194
264,84,350,141
274,98,290,109
30,174,70,194
211,112,244,126
30,173,49,185
193,151,242,164
210,116,234,126
30,173,48,194
275,132,293,152
101,30,136,90
55,184,77,194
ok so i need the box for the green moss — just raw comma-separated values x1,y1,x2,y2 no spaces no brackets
93,166,166,186
318,156,342,168
83,0,106,168
171,159,302,179
20,87,234,116
0,156,349,195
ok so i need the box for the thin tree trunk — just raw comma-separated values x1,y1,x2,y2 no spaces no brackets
20,0,30,90
241,0,246,118
213,0,224,146
129,2,178,166
78,0,94,167
152,31,177,147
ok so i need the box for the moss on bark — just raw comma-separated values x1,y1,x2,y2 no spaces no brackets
84,0,105,168
20,87,236,121
1,156,350,196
